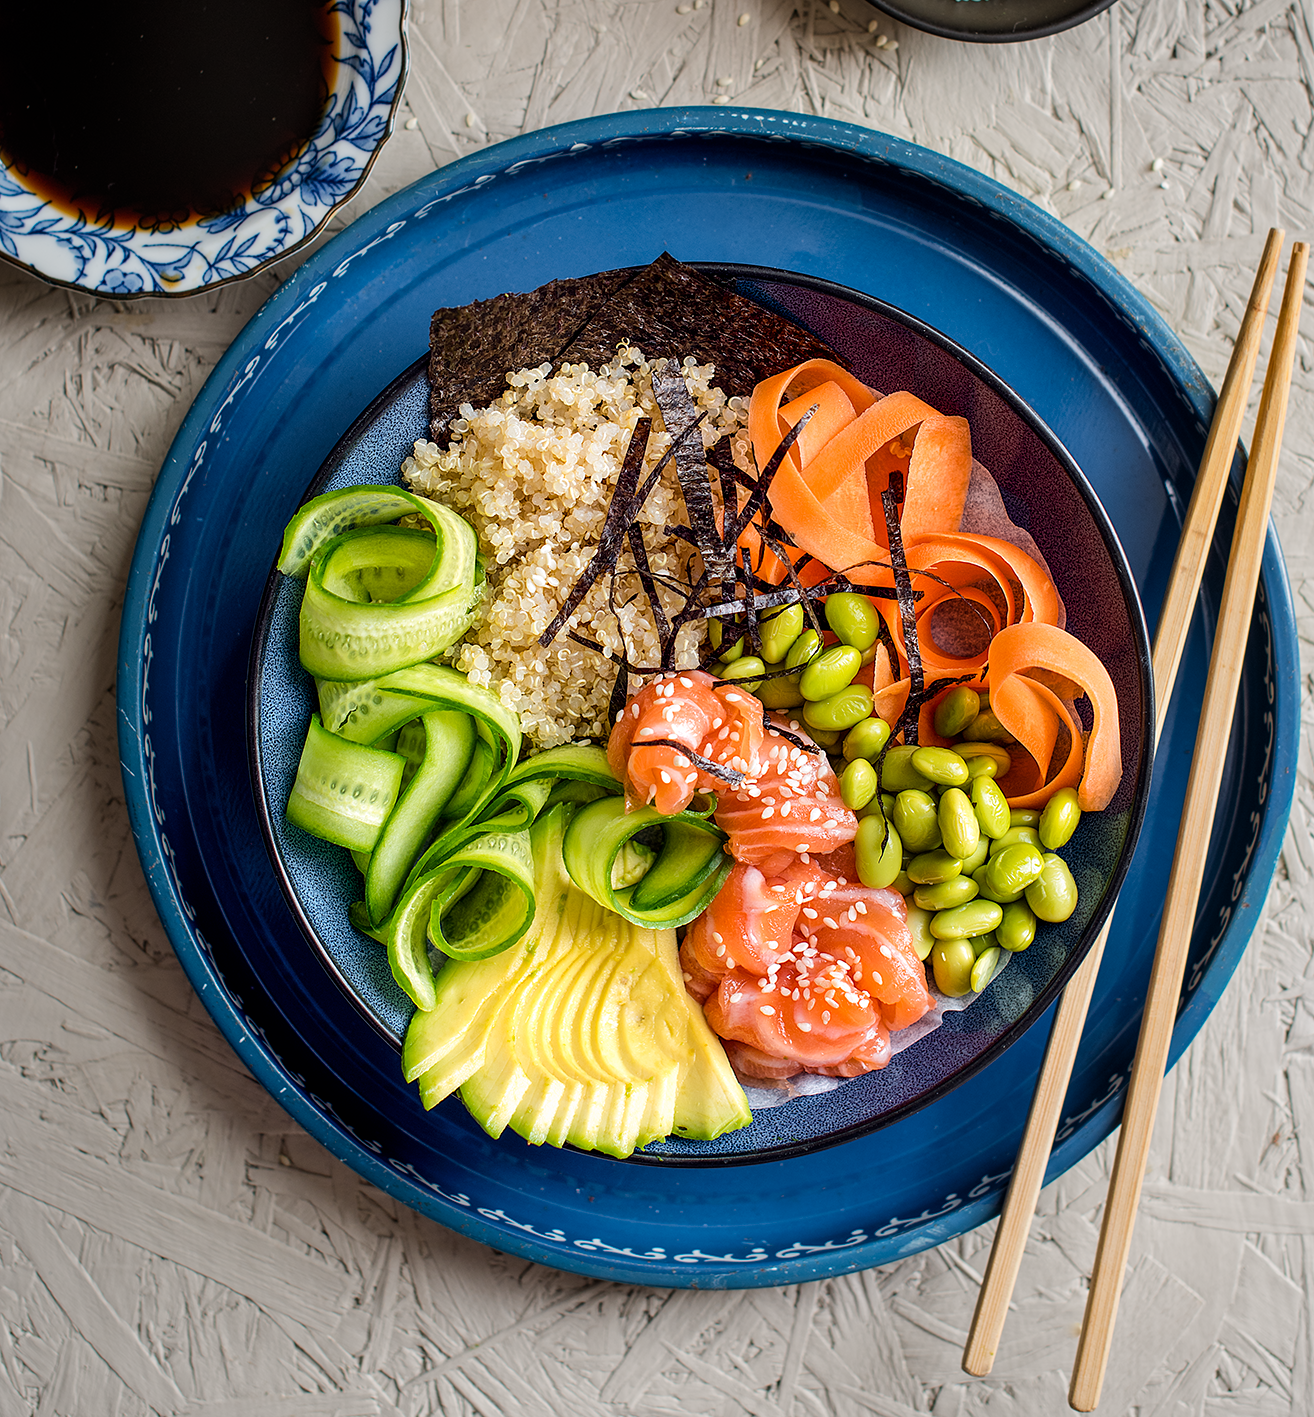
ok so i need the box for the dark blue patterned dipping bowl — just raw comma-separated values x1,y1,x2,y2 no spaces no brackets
0,0,405,297
248,263,1155,1167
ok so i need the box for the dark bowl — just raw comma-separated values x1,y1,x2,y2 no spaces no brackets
863,0,1116,42
248,263,1153,1166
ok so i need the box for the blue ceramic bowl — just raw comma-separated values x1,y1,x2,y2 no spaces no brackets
0,0,406,297
248,263,1155,1165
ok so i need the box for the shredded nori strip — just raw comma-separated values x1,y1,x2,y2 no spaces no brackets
607,660,630,727
880,470,924,745
626,522,672,661
538,417,652,647
723,406,815,545
651,362,733,584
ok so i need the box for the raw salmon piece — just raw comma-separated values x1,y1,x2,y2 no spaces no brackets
606,669,765,814
713,719,857,864
704,954,889,1073
681,857,829,979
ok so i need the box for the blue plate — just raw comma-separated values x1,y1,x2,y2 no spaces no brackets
118,109,1298,1286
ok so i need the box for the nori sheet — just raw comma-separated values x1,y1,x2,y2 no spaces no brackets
426,252,844,444
426,268,632,443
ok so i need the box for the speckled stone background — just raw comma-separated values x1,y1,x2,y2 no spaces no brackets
2,0,1312,1412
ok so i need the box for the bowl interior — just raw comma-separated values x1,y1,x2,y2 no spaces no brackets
248,265,1153,1165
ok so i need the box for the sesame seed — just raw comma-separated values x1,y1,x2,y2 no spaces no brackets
760,1004,776,1015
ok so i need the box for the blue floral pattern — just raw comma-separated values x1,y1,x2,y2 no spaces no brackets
0,0,406,297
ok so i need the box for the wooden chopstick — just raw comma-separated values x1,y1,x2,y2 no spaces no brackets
1070,238,1308,1411
961,227,1287,1381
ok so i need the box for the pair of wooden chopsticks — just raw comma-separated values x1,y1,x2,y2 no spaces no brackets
962,228,1307,1410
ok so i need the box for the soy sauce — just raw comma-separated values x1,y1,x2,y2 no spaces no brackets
0,0,336,226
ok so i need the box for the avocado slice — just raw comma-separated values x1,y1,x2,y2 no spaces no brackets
400,803,751,1157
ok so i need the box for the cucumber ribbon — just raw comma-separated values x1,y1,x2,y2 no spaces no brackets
279,485,485,681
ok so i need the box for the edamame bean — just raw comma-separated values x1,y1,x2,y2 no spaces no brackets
891,869,915,897
910,746,970,787
969,930,998,957
914,875,979,911
957,742,1012,778
970,945,1004,993
807,725,845,749
799,644,862,702
987,825,1041,857
931,939,976,997
785,628,823,671
1009,808,1041,828
906,849,963,886
824,592,880,650
880,745,934,793
840,758,878,811
960,708,1015,745
759,603,805,663
959,836,990,875
971,775,1010,839
709,619,738,654
906,904,936,960
983,843,1045,899
855,815,902,890
843,715,892,762
1025,853,1079,922
1039,787,1082,850
880,792,896,815
933,685,981,738
803,683,874,732
938,786,981,860
755,672,805,709
997,899,1037,952
973,864,1025,904
718,655,764,691
929,898,1004,940
892,789,942,853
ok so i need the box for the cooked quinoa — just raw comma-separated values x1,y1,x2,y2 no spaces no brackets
402,346,755,747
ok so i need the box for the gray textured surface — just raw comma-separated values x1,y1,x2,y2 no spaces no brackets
2,0,1312,1411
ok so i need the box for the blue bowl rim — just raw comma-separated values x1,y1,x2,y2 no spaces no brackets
244,257,1156,1168
115,107,1300,1280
